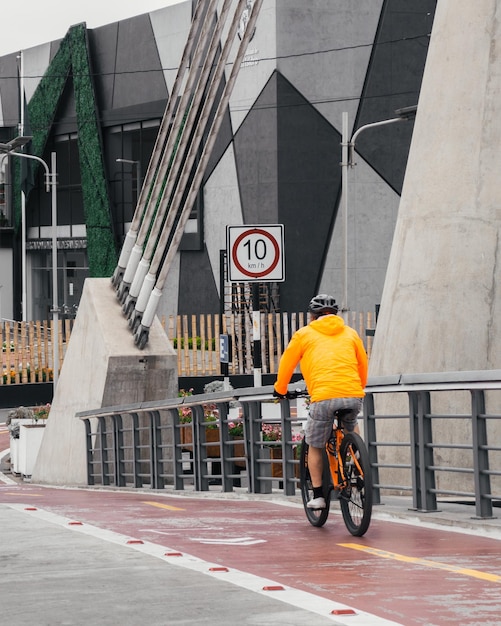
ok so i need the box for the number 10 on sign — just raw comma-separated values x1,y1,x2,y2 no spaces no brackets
227,225,285,282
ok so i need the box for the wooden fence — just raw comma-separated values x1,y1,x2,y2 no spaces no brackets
166,310,376,377
1,319,73,385
1,311,376,384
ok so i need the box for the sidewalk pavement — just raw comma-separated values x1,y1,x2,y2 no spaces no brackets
1,502,345,626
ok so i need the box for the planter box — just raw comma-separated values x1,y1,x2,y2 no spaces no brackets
17,423,46,477
0,383,53,409
267,446,300,479
9,436,19,474
180,426,220,457
9,418,36,474
231,435,246,468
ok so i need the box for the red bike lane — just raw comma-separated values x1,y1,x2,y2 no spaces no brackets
1,475,501,626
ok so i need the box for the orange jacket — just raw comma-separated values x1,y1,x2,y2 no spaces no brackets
274,314,368,403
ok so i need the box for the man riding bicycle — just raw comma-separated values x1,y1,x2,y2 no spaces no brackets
273,294,368,509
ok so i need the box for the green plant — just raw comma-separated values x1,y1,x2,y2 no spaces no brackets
33,403,51,421
261,423,304,449
228,419,244,437
177,388,219,429
17,23,117,276
172,337,216,350
178,388,194,423
262,423,282,442
2,366,53,384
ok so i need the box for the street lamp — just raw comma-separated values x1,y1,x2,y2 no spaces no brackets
0,136,34,152
340,105,417,310
0,140,60,388
116,158,142,202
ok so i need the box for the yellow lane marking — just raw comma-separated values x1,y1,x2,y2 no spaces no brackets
143,501,185,511
1,493,43,497
339,543,501,584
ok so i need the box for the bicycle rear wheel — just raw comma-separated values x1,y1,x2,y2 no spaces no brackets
300,440,331,527
339,432,372,536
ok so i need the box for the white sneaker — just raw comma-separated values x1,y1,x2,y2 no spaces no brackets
307,496,326,509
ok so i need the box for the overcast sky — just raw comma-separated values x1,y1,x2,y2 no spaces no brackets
0,0,183,57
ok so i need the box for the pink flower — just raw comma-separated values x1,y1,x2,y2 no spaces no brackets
262,423,282,442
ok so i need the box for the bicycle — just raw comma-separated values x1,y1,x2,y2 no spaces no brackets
290,391,373,536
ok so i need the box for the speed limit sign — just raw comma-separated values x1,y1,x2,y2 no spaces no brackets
227,225,285,282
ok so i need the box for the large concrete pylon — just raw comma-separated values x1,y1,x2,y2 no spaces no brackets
32,279,177,485
369,0,501,377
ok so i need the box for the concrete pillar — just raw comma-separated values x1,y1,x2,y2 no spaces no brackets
370,0,501,377
32,278,177,485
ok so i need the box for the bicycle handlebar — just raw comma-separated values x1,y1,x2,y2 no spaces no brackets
273,387,309,400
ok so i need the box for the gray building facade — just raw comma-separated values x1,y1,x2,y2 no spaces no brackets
0,0,435,322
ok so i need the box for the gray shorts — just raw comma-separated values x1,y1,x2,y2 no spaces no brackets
305,397,363,448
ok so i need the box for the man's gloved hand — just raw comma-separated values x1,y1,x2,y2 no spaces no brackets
273,388,287,399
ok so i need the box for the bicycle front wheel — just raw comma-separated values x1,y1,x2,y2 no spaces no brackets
300,441,331,527
339,432,373,536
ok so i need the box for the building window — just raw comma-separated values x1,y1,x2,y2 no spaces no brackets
30,249,87,321
107,119,203,250
27,134,84,239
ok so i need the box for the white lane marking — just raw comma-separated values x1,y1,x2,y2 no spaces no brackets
6,503,403,626
139,526,225,535
189,536,266,545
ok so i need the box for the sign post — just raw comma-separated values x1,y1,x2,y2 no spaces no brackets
219,333,231,389
227,225,285,387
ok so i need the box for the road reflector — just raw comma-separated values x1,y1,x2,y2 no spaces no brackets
209,567,229,572
331,609,357,615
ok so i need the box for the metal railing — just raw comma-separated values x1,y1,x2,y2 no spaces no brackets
77,387,305,496
76,370,501,518
365,370,501,518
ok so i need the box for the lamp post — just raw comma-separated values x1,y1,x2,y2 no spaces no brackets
116,158,142,203
339,105,417,310
18,50,27,322
0,141,60,388
0,135,33,322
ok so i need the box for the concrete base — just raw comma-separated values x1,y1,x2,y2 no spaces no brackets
32,278,177,485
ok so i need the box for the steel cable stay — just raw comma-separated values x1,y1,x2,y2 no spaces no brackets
109,0,264,347
114,0,223,302
112,0,212,290
120,0,238,322
127,0,254,332
134,0,264,348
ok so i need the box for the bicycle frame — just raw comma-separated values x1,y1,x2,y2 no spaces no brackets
326,426,365,491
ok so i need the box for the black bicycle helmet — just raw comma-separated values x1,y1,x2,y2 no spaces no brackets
308,294,338,315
